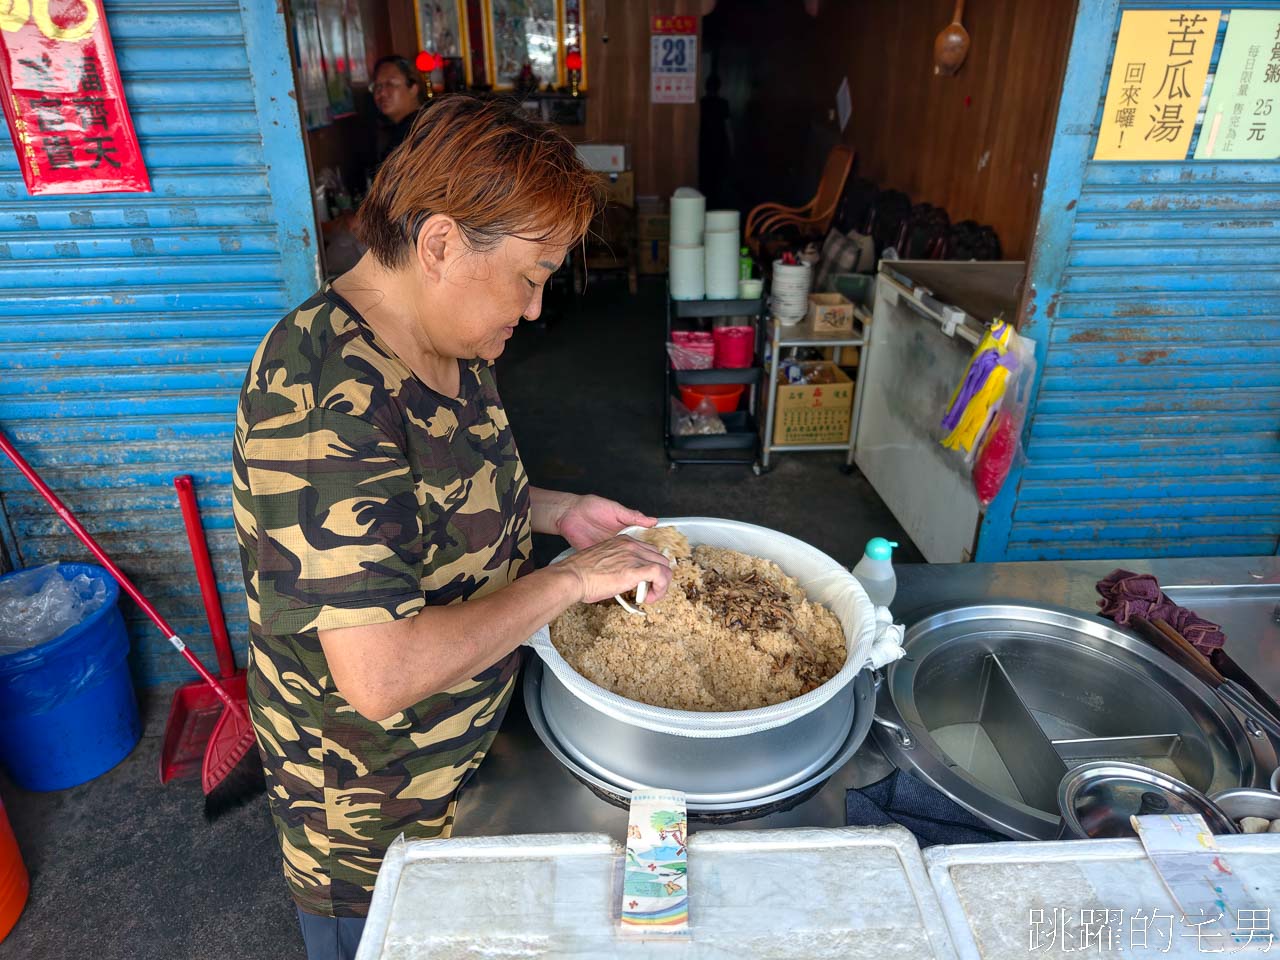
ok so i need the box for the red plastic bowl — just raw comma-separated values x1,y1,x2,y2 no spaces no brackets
679,383,745,414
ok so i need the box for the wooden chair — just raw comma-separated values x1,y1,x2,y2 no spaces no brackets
745,145,855,255
576,171,639,295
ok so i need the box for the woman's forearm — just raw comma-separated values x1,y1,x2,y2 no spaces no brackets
529,485,577,536
319,564,582,721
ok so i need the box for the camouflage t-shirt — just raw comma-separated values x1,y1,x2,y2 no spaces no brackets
232,288,531,917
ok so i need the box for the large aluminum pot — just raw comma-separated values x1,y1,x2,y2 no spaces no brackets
525,517,877,802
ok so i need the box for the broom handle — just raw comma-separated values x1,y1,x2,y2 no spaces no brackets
174,475,235,679
0,429,241,716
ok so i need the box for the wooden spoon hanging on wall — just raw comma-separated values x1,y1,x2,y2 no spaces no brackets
934,0,971,76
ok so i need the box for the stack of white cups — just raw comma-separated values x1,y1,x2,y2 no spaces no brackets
703,209,740,300
669,187,706,300
771,259,813,323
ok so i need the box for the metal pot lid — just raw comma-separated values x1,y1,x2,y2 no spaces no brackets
1209,787,1280,823
1058,761,1239,839
872,604,1264,841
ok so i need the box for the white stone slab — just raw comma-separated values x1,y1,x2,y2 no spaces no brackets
925,835,1280,958
356,826,957,959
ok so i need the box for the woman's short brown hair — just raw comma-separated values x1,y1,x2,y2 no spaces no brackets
357,94,601,267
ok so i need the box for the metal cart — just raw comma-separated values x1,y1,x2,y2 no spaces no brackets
664,291,766,470
759,313,868,473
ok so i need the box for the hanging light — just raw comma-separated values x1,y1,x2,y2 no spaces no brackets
415,51,438,98
566,48,583,97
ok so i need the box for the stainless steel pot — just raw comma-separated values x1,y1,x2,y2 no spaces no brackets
526,657,877,811
526,517,878,803
538,662,858,800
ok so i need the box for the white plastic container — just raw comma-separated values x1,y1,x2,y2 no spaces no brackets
852,537,898,608
703,229,740,299
670,186,706,246
669,243,705,300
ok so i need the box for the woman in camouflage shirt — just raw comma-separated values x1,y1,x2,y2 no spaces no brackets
233,95,673,959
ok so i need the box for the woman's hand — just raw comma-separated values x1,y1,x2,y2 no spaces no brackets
555,494,656,550
557,535,673,604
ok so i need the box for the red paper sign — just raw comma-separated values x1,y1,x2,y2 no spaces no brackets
0,0,150,195
651,15,696,35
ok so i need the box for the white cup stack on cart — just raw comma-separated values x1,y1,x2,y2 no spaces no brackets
704,226,740,300
705,208,740,235
670,187,706,246
771,259,813,323
670,244,706,300
669,187,708,300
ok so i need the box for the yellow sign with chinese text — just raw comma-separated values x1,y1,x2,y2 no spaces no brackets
1095,9,1221,161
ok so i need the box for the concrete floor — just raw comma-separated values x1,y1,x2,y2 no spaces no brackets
1,278,916,958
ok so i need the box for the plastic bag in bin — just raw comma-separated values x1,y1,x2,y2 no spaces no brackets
666,341,713,370
671,397,726,436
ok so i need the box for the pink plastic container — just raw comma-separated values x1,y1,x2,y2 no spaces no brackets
713,326,754,368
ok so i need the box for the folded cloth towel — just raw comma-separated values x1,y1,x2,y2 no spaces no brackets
845,770,1007,847
1096,569,1226,654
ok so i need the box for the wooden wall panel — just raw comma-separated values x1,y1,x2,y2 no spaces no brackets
706,0,1074,259
386,0,419,57
820,0,1074,259
577,1,702,200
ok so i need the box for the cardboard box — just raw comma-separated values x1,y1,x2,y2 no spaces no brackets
638,237,669,274
772,362,854,446
575,143,628,172
600,170,635,208
637,209,670,240
807,293,855,334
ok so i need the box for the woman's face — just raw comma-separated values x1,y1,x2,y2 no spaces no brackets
372,63,419,123
424,230,570,363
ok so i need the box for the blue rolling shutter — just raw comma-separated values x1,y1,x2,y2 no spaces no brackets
0,0,319,684
980,0,1280,561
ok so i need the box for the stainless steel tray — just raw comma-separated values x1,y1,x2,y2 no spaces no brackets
524,656,876,814
875,603,1265,840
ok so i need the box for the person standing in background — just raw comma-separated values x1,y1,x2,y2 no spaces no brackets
370,55,427,167
324,56,429,276
698,74,734,209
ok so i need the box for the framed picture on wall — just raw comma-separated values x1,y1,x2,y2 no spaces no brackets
413,1,585,90
416,1,464,91
291,0,331,129
484,0,560,90
418,0,465,58
316,0,355,117
564,0,584,88
345,0,372,86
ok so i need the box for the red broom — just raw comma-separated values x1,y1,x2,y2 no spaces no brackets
0,429,263,818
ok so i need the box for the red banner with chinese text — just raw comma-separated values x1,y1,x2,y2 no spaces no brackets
651,15,696,35
0,0,150,195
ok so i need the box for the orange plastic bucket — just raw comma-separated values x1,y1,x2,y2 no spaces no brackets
679,383,745,414
0,795,28,942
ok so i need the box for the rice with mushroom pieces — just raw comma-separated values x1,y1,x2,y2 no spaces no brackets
550,529,847,711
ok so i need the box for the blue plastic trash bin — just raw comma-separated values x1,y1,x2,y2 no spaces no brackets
0,563,141,791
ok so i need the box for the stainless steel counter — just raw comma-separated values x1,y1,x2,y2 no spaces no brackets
454,556,1280,839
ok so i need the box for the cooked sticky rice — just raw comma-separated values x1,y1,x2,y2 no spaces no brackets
549,529,846,711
